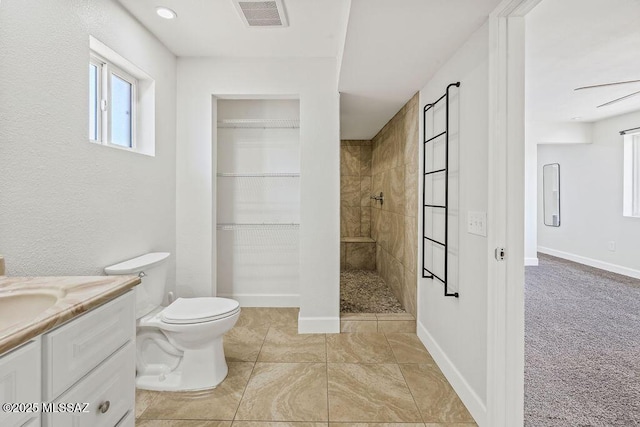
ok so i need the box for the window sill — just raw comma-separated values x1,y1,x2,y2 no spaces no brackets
89,140,154,157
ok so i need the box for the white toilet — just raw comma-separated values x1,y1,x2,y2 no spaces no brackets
104,252,240,391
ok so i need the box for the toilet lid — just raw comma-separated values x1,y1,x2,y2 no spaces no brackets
161,297,240,324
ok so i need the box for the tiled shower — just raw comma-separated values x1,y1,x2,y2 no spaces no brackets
340,139,376,270
340,94,420,316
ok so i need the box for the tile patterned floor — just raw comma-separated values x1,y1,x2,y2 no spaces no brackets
340,313,417,334
135,308,477,427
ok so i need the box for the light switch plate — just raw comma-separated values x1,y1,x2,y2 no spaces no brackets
467,211,487,236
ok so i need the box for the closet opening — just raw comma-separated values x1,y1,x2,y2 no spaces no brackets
215,98,300,308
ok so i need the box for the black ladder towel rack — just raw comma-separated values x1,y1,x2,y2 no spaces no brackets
422,82,460,298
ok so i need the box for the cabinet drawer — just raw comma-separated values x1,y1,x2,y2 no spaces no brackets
0,340,41,427
115,410,134,427
43,291,135,399
20,415,40,426
45,340,135,427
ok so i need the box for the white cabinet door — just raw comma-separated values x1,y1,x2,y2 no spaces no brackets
19,415,40,426
0,340,41,427
115,410,134,427
44,341,135,427
43,291,135,399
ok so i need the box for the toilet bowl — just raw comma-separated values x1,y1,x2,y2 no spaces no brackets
105,253,240,391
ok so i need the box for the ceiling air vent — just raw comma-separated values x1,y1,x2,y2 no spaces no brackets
233,0,288,27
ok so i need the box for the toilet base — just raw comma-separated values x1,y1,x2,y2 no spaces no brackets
135,305,240,392
136,370,228,392
136,336,229,391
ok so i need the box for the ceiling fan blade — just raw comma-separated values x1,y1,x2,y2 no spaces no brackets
597,90,640,108
575,79,640,91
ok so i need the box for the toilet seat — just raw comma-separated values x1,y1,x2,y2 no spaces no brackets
160,297,240,324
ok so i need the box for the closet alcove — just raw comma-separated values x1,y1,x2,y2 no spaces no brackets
215,99,301,307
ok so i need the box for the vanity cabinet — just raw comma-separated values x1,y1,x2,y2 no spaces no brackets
43,292,135,400
0,340,41,427
44,341,135,427
42,291,135,427
0,291,135,427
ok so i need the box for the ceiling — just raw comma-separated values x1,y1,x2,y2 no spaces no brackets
117,0,349,58
338,0,503,139
526,0,640,124
118,0,503,138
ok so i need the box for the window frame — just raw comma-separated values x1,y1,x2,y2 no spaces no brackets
89,57,102,143
89,52,138,151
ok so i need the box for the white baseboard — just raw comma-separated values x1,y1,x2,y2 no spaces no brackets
537,247,640,279
417,321,487,427
298,315,340,334
217,293,299,307
524,257,539,266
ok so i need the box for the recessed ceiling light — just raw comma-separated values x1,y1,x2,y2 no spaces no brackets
156,7,177,19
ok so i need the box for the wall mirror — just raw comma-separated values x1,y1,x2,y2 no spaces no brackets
543,163,561,227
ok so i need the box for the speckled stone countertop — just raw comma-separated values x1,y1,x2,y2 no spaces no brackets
0,275,140,355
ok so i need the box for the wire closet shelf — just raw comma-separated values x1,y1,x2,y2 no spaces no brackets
216,223,300,231
217,118,300,129
216,173,300,178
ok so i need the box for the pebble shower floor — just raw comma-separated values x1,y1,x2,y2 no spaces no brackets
340,269,405,313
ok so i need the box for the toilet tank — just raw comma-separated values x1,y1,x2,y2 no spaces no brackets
104,252,170,319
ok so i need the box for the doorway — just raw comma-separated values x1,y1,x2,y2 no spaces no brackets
523,1,640,424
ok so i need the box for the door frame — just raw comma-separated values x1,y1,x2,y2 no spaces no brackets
486,0,542,425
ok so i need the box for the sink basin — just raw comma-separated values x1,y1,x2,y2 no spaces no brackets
0,290,63,331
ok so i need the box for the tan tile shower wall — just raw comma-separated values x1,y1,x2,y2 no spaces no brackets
371,93,419,316
340,140,372,237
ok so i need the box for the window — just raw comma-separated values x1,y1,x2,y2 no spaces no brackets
89,54,137,149
88,36,155,156
623,131,640,217
89,62,99,141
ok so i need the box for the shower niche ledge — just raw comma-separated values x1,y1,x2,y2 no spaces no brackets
340,237,376,271
341,237,375,243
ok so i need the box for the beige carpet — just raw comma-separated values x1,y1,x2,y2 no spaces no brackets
525,253,640,426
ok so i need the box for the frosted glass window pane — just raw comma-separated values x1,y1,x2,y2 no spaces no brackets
110,74,132,148
89,64,98,140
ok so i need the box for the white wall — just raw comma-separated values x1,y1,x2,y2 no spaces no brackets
418,22,489,424
538,110,640,277
524,121,594,265
176,58,340,332
528,121,593,145
0,0,177,283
